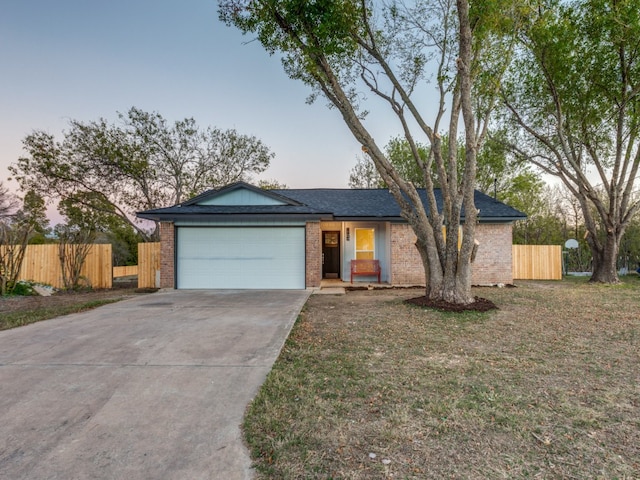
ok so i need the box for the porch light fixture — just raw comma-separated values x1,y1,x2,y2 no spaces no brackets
346,227,350,241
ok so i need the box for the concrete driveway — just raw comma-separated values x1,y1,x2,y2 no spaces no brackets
0,289,310,480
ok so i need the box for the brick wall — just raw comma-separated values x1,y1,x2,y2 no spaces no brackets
390,223,514,286
159,222,175,289
305,222,321,287
471,223,514,285
390,224,426,285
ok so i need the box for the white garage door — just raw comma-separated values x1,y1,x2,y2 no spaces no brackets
176,227,305,289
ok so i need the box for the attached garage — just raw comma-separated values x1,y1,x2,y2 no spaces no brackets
176,226,306,289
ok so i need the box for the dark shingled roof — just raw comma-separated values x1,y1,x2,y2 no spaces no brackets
273,188,525,220
137,182,526,222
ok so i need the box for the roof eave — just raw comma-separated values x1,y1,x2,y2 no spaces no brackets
333,216,403,222
136,212,331,222
477,216,527,223
138,212,527,223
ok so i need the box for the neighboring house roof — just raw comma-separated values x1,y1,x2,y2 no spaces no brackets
137,181,527,223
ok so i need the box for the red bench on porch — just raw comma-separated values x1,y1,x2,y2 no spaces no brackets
350,259,381,284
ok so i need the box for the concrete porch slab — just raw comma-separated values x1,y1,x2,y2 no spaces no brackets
311,287,346,295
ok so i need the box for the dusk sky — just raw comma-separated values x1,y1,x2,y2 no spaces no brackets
1,0,396,203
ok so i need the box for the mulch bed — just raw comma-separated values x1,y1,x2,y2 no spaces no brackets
405,295,498,312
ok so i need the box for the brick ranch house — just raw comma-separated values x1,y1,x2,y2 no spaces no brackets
137,182,526,289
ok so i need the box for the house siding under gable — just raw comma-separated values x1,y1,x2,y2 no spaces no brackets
196,188,287,206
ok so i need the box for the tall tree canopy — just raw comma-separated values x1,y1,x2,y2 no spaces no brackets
0,182,18,220
348,137,427,188
349,132,543,211
11,107,274,240
13,190,50,244
220,0,521,304
500,0,640,283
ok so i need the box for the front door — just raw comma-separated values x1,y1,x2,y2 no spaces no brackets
322,231,340,279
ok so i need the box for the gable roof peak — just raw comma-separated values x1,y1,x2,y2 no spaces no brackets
183,181,303,207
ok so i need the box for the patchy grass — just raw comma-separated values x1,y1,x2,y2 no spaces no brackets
243,281,640,479
0,299,124,330
0,289,138,331
564,273,640,287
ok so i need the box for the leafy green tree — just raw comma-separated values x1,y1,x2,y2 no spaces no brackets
512,185,566,245
0,182,18,220
57,191,145,266
57,193,109,235
350,132,543,204
12,107,274,240
383,137,428,187
258,179,288,189
619,215,640,272
500,0,640,283
102,220,144,267
349,137,427,188
12,190,51,244
476,131,543,204
54,195,100,290
349,154,382,189
220,0,521,304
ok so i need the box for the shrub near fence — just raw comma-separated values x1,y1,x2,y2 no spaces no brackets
512,245,562,280
15,244,113,289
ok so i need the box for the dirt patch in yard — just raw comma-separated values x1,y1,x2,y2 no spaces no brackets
0,286,157,330
0,288,140,315
244,279,640,479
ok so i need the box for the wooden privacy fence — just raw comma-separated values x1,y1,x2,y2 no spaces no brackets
111,243,160,288
113,265,138,277
15,244,113,289
138,242,161,288
9,242,161,290
512,245,562,280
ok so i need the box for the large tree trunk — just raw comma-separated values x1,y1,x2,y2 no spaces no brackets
580,189,623,284
414,220,475,304
589,231,620,284
441,267,473,303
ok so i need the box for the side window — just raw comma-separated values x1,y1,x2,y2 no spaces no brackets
355,228,375,259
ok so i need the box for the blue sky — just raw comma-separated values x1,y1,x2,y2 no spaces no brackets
0,0,381,199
